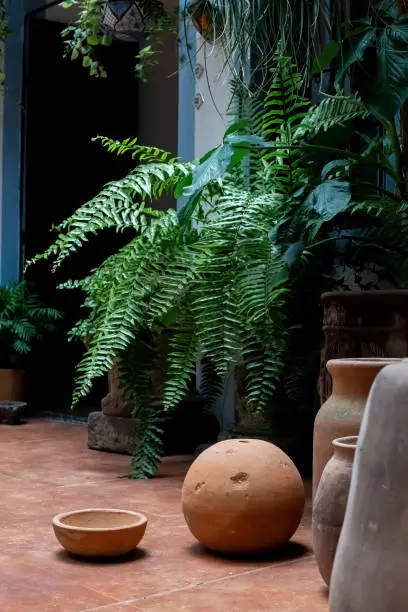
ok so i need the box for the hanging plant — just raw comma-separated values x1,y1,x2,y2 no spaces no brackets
187,0,223,43
60,0,177,80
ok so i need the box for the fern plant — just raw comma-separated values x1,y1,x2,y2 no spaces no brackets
30,54,408,478
0,282,62,369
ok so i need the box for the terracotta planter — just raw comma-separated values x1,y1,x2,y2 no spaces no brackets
182,439,305,555
0,369,24,401
313,358,399,496
330,360,408,612
53,508,148,557
312,436,357,586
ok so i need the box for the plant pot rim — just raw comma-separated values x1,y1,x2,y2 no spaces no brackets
0,368,24,373
332,436,358,450
53,508,148,533
327,358,401,370
321,290,408,302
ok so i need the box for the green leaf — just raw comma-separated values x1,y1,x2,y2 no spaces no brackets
224,120,250,137
283,240,304,267
335,30,376,90
183,144,233,198
87,35,101,46
365,31,408,122
304,180,351,221
377,0,398,19
312,40,341,76
321,160,349,180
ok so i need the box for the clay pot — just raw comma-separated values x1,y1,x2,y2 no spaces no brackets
330,360,408,611
0,369,24,401
52,508,148,557
312,436,357,586
313,358,399,496
182,439,305,555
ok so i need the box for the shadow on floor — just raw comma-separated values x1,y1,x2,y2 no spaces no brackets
320,585,329,600
55,547,149,565
187,541,310,565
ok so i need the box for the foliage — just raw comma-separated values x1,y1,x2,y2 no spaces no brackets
0,1,11,88
318,1,408,125
0,282,62,369
193,0,355,90
60,0,177,81
29,53,408,478
314,0,408,191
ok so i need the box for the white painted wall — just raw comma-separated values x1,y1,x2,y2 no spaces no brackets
193,38,231,159
193,36,236,431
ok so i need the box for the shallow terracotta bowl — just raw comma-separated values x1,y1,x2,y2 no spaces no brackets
52,508,148,557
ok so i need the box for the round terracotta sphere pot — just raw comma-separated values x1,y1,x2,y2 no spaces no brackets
182,439,305,554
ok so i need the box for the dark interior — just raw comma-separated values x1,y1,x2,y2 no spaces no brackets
22,16,140,415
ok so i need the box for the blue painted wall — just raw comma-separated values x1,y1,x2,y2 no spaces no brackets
2,0,24,282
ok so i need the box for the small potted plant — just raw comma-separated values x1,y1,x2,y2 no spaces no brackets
60,0,177,80
0,282,62,401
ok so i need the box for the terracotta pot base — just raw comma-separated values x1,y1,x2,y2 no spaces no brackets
0,369,24,402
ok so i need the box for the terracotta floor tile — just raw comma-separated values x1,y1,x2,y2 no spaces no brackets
126,558,328,611
81,605,144,611
0,420,327,611
0,562,117,611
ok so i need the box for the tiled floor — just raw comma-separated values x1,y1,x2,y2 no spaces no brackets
0,420,328,611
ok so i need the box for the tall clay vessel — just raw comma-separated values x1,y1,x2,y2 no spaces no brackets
313,358,399,496
312,436,357,587
330,360,408,612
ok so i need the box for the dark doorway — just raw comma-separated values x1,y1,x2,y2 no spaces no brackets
23,16,139,416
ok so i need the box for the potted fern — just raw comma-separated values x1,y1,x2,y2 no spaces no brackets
0,282,62,401
30,55,408,477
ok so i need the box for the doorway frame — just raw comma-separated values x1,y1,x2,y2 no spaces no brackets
0,0,196,282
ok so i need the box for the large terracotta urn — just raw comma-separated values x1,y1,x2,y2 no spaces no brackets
330,360,408,612
313,358,399,496
182,439,305,555
312,436,357,587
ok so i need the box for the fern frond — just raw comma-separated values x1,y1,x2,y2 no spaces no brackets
198,356,224,409
162,321,197,410
94,136,178,163
118,338,165,479
262,55,310,194
71,211,182,405
293,92,369,141
27,160,191,271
